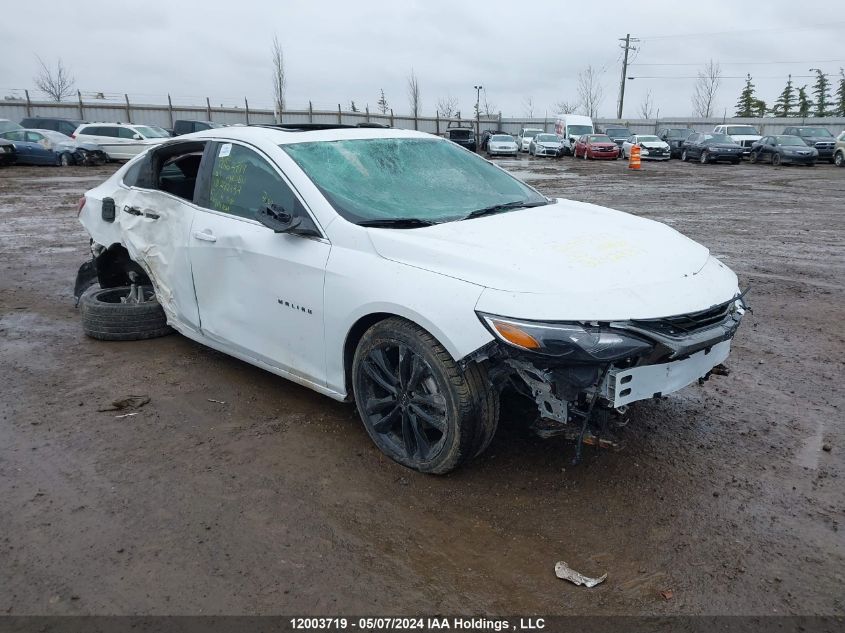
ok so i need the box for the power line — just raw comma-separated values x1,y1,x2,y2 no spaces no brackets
632,59,845,67
628,74,816,80
639,21,845,41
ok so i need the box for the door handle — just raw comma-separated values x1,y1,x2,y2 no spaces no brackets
123,205,142,216
192,230,217,243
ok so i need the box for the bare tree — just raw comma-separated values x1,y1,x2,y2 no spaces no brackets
481,89,497,117
577,66,604,118
554,100,577,114
407,69,421,119
691,60,722,118
33,56,75,102
271,35,286,119
639,89,655,119
436,95,459,118
522,96,535,118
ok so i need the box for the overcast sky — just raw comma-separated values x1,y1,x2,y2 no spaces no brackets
2,0,843,119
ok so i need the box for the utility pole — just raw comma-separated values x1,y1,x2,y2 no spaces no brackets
617,34,639,119
474,85,483,149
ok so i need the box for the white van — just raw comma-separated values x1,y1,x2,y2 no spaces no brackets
554,115,594,155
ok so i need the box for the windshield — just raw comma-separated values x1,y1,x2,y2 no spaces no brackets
41,130,72,142
536,134,558,142
796,127,833,137
133,125,170,138
282,138,547,224
0,120,22,134
666,128,694,139
567,125,592,136
589,135,612,143
491,135,513,142
637,135,660,143
448,129,472,140
604,128,631,137
522,129,542,138
727,126,759,135
704,134,734,143
774,136,807,146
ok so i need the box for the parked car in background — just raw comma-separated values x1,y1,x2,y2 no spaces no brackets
20,117,86,137
834,131,845,167
444,124,477,152
485,133,518,157
622,134,670,160
172,120,224,135
517,127,544,153
0,129,107,166
749,135,818,166
0,138,17,166
658,128,696,158
0,119,23,134
681,133,743,164
148,125,173,138
73,123,170,160
573,134,620,160
713,124,761,156
480,129,507,152
554,115,594,155
73,125,745,474
602,126,633,147
529,133,562,157
782,126,836,164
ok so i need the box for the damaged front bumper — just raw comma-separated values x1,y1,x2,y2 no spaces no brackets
479,295,746,443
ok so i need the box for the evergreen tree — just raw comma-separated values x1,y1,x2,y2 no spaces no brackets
734,74,756,117
753,99,767,118
796,86,812,118
811,69,831,117
835,68,845,117
771,75,795,117
376,89,389,115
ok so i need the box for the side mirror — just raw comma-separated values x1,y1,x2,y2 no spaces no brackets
257,203,302,233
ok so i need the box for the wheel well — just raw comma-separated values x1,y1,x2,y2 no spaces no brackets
343,312,395,396
96,243,150,289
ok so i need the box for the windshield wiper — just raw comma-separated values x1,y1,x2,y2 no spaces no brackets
463,199,548,221
357,218,436,229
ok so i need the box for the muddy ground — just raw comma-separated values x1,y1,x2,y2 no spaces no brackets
0,155,842,617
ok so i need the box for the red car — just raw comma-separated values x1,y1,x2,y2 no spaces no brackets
573,134,620,160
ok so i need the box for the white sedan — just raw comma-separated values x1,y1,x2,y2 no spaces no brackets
622,134,671,160
486,134,518,157
74,125,745,473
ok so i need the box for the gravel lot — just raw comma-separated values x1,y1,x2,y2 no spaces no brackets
0,155,842,616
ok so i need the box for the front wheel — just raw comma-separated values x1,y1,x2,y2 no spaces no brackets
700,150,710,164
681,150,688,162
834,152,844,167
59,152,71,167
772,153,782,166
352,317,498,474
749,152,758,164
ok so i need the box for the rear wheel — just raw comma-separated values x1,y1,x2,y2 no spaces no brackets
352,317,498,474
80,285,172,341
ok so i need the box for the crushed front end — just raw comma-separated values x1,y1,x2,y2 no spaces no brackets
476,295,747,457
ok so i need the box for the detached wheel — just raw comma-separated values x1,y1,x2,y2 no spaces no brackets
352,317,498,474
80,285,173,341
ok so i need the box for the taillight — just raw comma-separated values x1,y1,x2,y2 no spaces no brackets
77,197,86,216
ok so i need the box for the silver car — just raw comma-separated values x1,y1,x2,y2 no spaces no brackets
486,134,518,157
529,133,562,157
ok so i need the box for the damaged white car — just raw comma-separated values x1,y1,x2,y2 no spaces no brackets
74,124,746,474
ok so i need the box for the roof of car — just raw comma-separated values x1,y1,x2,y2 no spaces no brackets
184,124,434,145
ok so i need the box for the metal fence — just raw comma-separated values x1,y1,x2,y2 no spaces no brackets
1,96,843,137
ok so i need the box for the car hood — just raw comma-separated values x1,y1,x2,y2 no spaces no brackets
640,142,668,149
367,198,711,296
705,142,742,148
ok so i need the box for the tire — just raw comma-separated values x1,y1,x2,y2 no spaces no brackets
835,152,844,167
352,317,498,474
583,148,589,160
772,153,781,166
80,285,173,341
749,152,758,164
808,161,816,167
59,153,71,167
700,150,709,164
732,159,740,165
681,149,688,162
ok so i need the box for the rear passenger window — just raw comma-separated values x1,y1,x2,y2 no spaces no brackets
207,143,299,220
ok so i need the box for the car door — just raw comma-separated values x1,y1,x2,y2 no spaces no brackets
117,141,208,331
25,131,55,165
189,140,331,385
3,131,32,162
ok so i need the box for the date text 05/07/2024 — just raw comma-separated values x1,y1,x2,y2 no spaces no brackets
289,617,547,631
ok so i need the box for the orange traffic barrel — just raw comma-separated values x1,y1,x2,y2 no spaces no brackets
629,145,641,170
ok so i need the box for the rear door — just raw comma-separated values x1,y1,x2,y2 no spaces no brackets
189,141,331,385
117,141,209,330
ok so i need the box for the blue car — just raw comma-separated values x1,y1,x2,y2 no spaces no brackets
0,129,107,166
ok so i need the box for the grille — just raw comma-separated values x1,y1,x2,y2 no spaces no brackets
631,300,733,337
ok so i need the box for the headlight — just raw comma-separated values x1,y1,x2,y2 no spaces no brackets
478,313,654,361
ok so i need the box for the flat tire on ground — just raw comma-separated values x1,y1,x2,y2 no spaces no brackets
80,285,173,341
